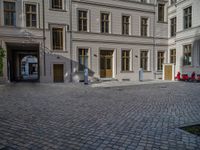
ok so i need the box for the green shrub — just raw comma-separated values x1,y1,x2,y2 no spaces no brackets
0,48,5,76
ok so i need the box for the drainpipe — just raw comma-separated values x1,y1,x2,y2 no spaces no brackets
69,0,73,82
42,0,46,76
153,0,156,79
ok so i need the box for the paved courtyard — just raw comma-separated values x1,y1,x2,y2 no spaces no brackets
0,82,200,150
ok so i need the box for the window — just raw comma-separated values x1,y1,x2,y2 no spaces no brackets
4,2,16,26
140,51,148,71
158,4,165,22
184,6,192,29
183,44,192,66
170,49,176,64
171,0,177,5
52,0,62,9
52,28,63,50
78,10,87,32
157,52,165,71
141,18,148,36
101,13,109,33
78,48,88,71
170,17,176,37
122,50,130,71
25,4,37,27
122,16,130,35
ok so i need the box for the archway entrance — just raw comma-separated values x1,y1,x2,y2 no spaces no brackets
21,55,38,80
7,43,40,82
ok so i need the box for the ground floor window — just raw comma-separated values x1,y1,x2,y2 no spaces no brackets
183,44,192,66
157,51,165,71
170,49,176,64
78,48,88,71
121,50,130,71
140,51,148,71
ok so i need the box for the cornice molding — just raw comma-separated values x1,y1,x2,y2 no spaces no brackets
72,0,155,13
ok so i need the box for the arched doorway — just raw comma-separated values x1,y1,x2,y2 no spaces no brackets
6,43,40,82
20,55,38,80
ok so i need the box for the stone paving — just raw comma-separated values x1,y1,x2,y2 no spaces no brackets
0,82,200,150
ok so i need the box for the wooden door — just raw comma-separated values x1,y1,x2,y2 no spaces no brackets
100,51,113,78
53,64,64,82
164,65,172,80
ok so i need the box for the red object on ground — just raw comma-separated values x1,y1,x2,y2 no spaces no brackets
175,72,181,81
182,74,189,81
190,72,196,81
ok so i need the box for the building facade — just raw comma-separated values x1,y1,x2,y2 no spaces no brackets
0,0,199,83
168,0,200,76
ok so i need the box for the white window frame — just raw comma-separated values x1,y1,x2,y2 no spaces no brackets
140,17,149,37
23,2,39,28
50,24,66,51
76,47,91,72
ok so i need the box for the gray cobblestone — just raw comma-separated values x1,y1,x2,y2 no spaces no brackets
0,82,200,149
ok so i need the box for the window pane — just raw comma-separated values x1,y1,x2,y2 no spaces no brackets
78,49,89,71
158,4,165,22
183,45,192,66
52,0,62,9
52,28,63,50
184,6,192,29
101,13,109,33
4,2,16,26
140,51,148,71
78,10,87,31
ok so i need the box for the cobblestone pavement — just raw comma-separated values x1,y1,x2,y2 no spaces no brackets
0,82,200,150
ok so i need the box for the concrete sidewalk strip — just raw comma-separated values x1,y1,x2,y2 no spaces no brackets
91,80,177,88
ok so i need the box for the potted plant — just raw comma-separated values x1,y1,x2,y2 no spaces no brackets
0,47,5,76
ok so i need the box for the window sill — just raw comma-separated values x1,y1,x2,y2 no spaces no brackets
3,25,16,28
183,27,192,31
122,33,131,36
140,35,148,37
52,50,67,53
170,35,176,38
157,21,168,24
120,71,134,73
78,30,89,33
143,71,152,73
49,8,67,12
100,32,111,35
26,27,38,29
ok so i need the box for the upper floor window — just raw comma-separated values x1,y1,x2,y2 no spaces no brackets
184,6,192,29
4,2,16,26
171,0,177,5
140,51,148,71
25,4,37,28
122,16,130,35
158,4,165,22
78,48,89,71
170,49,176,64
183,44,192,66
121,50,130,71
78,10,88,32
170,17,176,37
101,13,110,33
141,18,148,36
52,0,63,9
157,52,165,71
52,27,63,50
